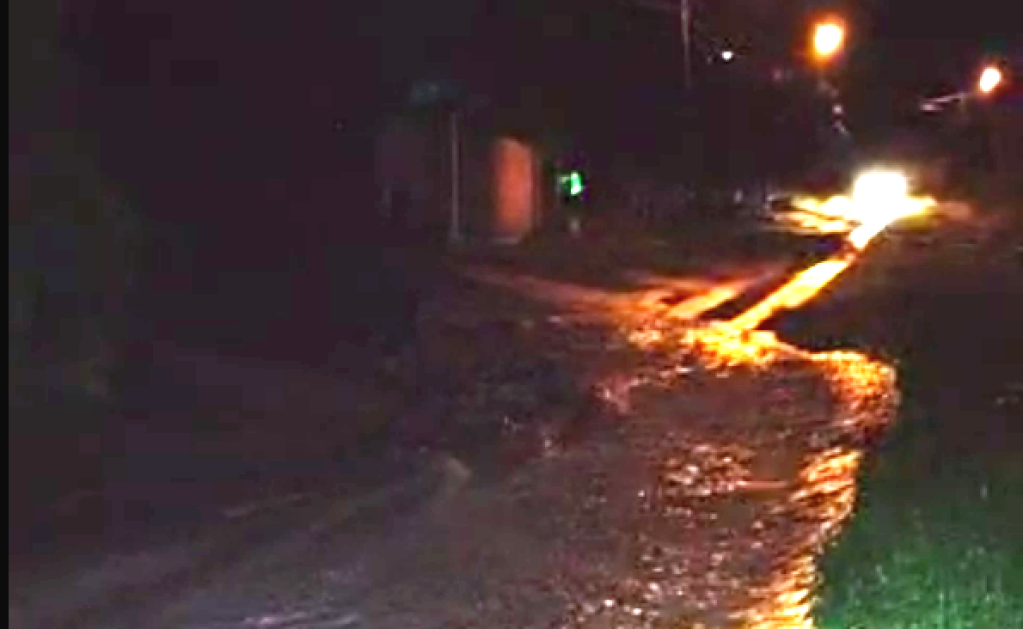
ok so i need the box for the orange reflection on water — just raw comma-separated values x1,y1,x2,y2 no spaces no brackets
606,318,898,628
723,188,934,334
594,185,918,628
610,265,899,628
780,195,857,235
847,194,933,249
787,182,935,243
729,260,853,332
666,283,749,320
682,326,791,369
741,354,896,628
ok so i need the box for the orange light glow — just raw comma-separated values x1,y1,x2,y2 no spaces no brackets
729,260,852,332
782,195,858,234
620,311,898,628
846,170,934,249
847,195,933,249
817,195,856,218
725,180,932,333
682,325,791,369
665,282,749,320
978,66,1003,94
783,172,935,251
611,179,908,627
812,21,844,60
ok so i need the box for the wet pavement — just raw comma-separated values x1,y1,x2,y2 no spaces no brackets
10,231,908,629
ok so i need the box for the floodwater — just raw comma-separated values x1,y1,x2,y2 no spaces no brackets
552,193,919,627
455,234,901,628
11,208,920,628
574,319,898,628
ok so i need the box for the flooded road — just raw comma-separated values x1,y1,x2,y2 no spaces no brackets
569,320,897,628
456,186,924,627
11,191,934,628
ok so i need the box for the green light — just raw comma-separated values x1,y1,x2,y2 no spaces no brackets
569,172,583,196
559,170,584,197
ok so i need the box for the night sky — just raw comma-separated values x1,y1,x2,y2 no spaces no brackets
57,0,1019,224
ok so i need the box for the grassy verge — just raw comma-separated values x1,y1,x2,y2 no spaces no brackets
814,399,1023,628
811,213,1023,628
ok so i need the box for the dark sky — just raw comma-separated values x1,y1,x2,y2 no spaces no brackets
63,1,383,228
59,0,1018,220
855,0,1019,89
70,0,1017,126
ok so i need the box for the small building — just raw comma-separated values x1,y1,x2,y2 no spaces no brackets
375,105,547,245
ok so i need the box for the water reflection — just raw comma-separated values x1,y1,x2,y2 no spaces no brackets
464,190,915,627
586,328,895,627
572,259,898,627
729,260,853,332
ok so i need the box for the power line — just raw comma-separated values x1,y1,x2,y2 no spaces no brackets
681,0,692,89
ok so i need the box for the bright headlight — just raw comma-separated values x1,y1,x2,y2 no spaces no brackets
851,170,909,209
847,169,933,249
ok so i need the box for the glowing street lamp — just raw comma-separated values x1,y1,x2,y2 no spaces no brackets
813,21,845,62
978,66,1003,94
920,62,1009,111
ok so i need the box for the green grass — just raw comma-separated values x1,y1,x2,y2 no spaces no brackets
814,405,1023,628
801,205,1023,627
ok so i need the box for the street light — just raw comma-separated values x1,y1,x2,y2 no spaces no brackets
812,21,845,62
920,63,1009,111
809,18,848,142
978,66,1003,94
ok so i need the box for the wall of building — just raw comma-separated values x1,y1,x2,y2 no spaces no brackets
376,112,545,244
375,111,451,240
491,137,538,243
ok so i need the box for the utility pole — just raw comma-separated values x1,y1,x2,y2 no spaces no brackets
680,0,692,90
448,109,462,245
622,1,694,88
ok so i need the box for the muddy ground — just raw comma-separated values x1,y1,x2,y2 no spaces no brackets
10,229,910,628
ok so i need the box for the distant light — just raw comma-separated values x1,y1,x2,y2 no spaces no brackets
849,170,933,248
813,21,844,60
721,50,735,62
978,66,1003,94
771,67,792,83
852,170,908,209
568,172,584,196
559,171,585,197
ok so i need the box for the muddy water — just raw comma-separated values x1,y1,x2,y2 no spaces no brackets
10,249,906,629
112,296,900,629
447,255,901,628
561,321,898,628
